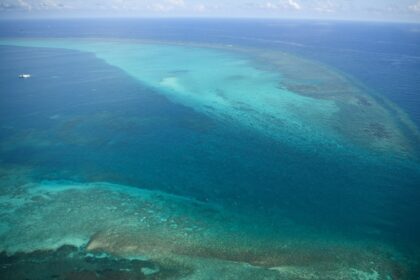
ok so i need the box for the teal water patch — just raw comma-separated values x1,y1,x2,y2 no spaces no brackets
0,39,344,151
2,38,418,158
0,40,420,279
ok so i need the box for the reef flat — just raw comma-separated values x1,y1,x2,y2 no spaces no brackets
0,178,412,279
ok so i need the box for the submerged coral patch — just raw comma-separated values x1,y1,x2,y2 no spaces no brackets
0,181,411,279
0,245,161,280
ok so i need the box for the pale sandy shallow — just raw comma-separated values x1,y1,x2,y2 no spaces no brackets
0,177,412,279
0,38,418,158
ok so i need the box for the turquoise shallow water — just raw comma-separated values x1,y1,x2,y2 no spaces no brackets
0,39,342,150
0,29,420,279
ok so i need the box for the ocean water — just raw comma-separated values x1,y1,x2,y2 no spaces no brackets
0,19,419,279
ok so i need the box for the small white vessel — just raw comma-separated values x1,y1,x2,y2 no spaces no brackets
19,74,31,79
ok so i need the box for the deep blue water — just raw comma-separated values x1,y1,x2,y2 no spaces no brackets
0,19,419,269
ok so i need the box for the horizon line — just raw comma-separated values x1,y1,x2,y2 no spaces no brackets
0,15,419,24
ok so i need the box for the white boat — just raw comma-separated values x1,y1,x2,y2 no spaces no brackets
19,74,31,79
